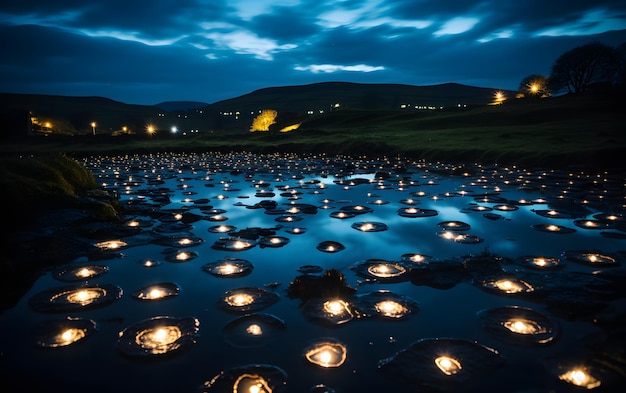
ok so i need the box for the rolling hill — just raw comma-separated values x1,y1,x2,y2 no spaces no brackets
1,82,515,136
207,81,509,112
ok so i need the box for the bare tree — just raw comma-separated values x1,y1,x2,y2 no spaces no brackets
517,74,550,98
548,42,622,94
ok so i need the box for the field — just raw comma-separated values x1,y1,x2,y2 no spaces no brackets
2,91,624,169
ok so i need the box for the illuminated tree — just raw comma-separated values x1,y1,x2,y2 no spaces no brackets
517,74,550,98
548,42,622,94
250,109,278,132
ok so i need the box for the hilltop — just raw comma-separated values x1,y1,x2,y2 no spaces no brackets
208,81,506,112
0,82,513,136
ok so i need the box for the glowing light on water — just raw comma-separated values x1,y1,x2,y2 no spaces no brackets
227,293,255,307
316,241,345,253
532,224,576,234
202,364,287,393
503,319,541,334
117,316,199,357
478,306,559,345
53,265,109,281
438,221,471,231
34,318,97,348
367,263,406,278
563,250,618,266
232,374,272,393
434,355,462,375
218,287,280,313
139,259,161,267
374,300,409,318
208,224,236,233
60,288,106,306
356,291,418,320
323,299,352,318
559,368,601,389
285,227,306,234
136,325,182,350
94,240,127,250
259,236,290,248
165,250,199,262
304,339,347,368
222,313,287,348
352,221,388,232
397,206,438,217
133,282,180,300
203,258,255,277
479,277,534,294
514,255,562,270
211,237,256,251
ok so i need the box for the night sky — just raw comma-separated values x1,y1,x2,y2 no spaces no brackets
1,0,625,105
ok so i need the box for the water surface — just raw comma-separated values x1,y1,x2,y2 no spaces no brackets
1,152,624,392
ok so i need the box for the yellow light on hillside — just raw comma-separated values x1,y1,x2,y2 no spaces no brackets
280,123,301,132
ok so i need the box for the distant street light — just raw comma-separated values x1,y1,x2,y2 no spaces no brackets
171,126,178,134
147,125,155,136
91,122,96,135
493,91,506,105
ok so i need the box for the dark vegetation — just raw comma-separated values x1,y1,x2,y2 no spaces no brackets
1,154,124,309
2,88,624,169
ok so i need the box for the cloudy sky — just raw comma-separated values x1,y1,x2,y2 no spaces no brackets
1,0,625,105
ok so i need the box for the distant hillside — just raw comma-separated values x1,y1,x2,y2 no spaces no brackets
206,81,514,113
204,81,516,130
155,101,209,111
0,92,162,135
0,82,517,136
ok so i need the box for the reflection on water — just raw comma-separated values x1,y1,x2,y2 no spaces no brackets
2,152,626,392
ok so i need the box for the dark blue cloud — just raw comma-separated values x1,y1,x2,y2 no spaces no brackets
0,0,624,104
248,7,321,41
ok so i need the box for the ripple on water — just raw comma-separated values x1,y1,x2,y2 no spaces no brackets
217,287,280,313
477,305,560,345
202,257,254,278
378,338,504,390
52,265,109,282
354,290,419,320
352,259,410,283
512,255,564,270
198,364,288,393
132,282,181,300
116,316,199,357
351,221,388,232
316,240,345,253
34,317,97,348
221,313,287,348
29,284,123,312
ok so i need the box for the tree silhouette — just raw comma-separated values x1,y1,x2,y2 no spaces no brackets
250,109,277,132
517,74,550,98
548,42,622,94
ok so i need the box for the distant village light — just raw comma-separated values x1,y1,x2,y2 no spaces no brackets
171,126,178,134
91,122,96,135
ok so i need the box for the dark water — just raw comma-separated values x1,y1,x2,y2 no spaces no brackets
1,152,625,392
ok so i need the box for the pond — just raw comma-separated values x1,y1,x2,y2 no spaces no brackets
1,152,625,392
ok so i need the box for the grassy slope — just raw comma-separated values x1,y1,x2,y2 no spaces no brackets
1,92,624,169
282,93,626,167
